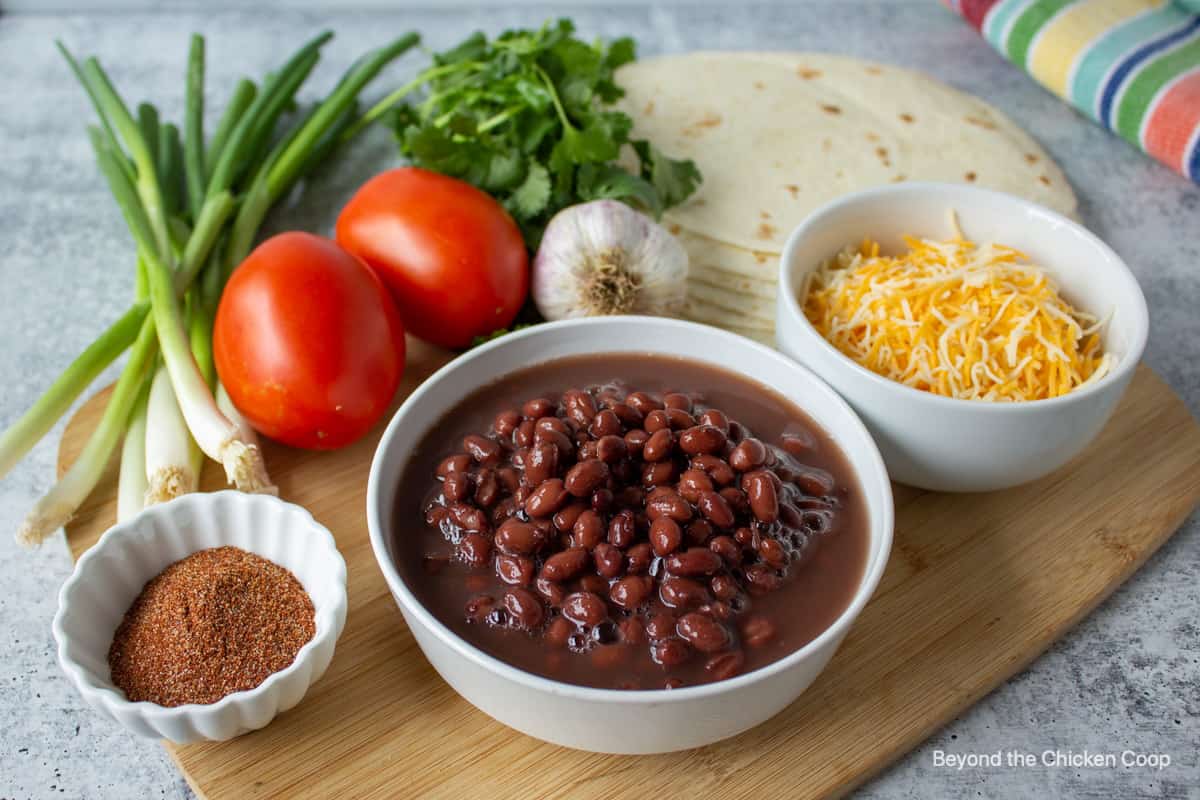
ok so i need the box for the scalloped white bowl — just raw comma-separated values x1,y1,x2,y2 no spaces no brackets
53,491,347,743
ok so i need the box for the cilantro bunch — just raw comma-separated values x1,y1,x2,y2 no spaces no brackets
387,19,701,246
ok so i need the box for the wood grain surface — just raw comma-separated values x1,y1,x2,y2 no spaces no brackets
58,344,1200,800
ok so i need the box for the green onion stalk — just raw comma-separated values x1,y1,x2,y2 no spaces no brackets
116,378,152,523
10,31,420,546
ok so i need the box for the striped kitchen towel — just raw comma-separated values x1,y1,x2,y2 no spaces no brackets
945,0,1200,182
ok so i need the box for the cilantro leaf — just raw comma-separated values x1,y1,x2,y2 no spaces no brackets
576,163,661,217
506,162,552,220
634,140,703,210
388,18,702,245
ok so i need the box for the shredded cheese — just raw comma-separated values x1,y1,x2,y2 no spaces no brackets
802,228,1113,402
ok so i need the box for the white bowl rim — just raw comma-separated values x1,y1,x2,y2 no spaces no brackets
367,315,894,704
53,490,347,719
777,181,1150,413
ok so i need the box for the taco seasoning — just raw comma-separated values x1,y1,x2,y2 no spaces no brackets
108,546,315,706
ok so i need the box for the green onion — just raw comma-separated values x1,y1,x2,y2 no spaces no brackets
144,363,197,504
205,79,256,182
183,35,206,219
16,315,157,547
117,378,151,523
78,55,174,265
97,131,272,493
205,32,333,199
0,304,146,480
215,382,270,488
8,30,421,545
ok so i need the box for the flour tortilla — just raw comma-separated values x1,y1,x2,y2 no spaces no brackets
618,52,1076,254
674,224,779,329
617,51,1075,336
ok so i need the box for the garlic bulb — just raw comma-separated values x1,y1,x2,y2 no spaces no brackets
532,200,689,320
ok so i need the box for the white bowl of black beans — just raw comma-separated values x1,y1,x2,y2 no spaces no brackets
367,316,893,753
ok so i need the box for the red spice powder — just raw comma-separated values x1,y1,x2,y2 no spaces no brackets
108,546,315,706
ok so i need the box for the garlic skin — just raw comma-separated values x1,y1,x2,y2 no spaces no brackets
532,200,689,320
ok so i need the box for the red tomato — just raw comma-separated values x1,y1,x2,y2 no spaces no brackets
213,232,406,450
335,167,529,349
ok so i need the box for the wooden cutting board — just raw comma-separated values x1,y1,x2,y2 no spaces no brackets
58,342,1200,800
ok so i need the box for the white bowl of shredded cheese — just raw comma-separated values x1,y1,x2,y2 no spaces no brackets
776,182,1148,492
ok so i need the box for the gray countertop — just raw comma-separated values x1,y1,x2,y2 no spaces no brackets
1,3,1197,799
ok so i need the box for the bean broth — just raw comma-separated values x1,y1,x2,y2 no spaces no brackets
392,353,870,690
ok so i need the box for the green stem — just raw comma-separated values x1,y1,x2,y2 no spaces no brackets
0,303,148,481
0,185,227,485
534,64,573,131
187,295,216,390
138,103,160,172
57,42,133,183
158,123,185,220
226,32,421,270
264,32,419,203
338,56,458,143
80,58,173,263
205,78,256,182
227,176,271,269
179,192,234,285
205,31,333,198
15,313,157,547
295,101,359,182
237,50,323,185
116,375,152,523
187,293,215,483
184,34,206,219
135,254,148,302
476,104,524,133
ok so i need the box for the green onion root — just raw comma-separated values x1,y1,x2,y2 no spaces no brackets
216,382,274,493
144,250,272,495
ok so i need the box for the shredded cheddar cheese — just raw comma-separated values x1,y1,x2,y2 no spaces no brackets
802,225,1113,402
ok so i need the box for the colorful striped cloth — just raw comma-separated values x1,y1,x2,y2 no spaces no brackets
944,0,1200,182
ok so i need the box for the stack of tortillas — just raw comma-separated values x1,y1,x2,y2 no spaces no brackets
615,52,1077,345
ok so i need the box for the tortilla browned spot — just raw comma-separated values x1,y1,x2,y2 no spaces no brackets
965,171,977,182
875,146,891,167
797,67,821,79
965,115,997,130
865,65,882,75
643,101,655,116
865,131,880,142
899,112,915,123
784,184,799,198
759,210,772,220
669,223,682,235
683,113,723,136
821,103,842,114
891,174,907,182
754,80,765,89
1039,175,1051,186
1025,153,1040,164
756,222,777,240
754,252,770,264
